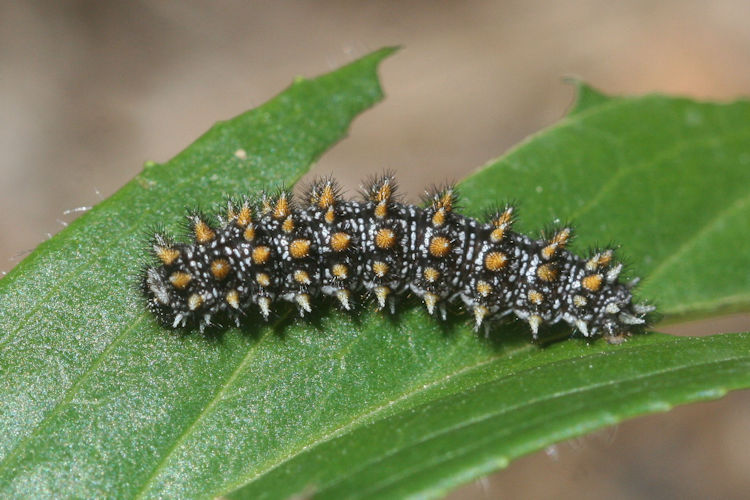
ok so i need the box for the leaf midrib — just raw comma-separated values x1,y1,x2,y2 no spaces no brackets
217,336,690,497
215,341,538,497
644,189,750,292
0,163,320,475
133,312,372,498
131,324,277,500
0,120,339,486
319,350,746,498
464,101,750,319
0,314,147,475
567,125,750,223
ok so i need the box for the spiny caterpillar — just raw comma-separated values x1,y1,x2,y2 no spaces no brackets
141,174,654,340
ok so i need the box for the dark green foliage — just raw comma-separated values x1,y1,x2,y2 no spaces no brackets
0,49,748,499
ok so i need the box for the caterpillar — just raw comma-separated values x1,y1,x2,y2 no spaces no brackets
141,174,654,340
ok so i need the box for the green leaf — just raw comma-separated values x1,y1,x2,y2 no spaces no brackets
0,48,395,498
459,90,750,318
565,79,613,114
225,84,750,499
228,333,749,499
1,48,749,500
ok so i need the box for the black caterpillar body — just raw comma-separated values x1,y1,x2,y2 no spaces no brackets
141,175,653,339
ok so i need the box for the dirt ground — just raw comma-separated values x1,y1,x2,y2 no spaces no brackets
2,2,749,498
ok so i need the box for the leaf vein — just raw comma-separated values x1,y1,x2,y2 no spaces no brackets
0,315,147,473
643,189,750,287
348,353,748,498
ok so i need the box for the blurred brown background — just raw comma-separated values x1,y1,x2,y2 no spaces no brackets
1,1,749,498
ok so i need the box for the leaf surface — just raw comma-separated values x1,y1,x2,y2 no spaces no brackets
0,47,395,498
228,84,750,499
0,53,749,499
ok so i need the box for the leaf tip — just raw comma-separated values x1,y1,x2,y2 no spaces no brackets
564,78,612,115
351,45,400,75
